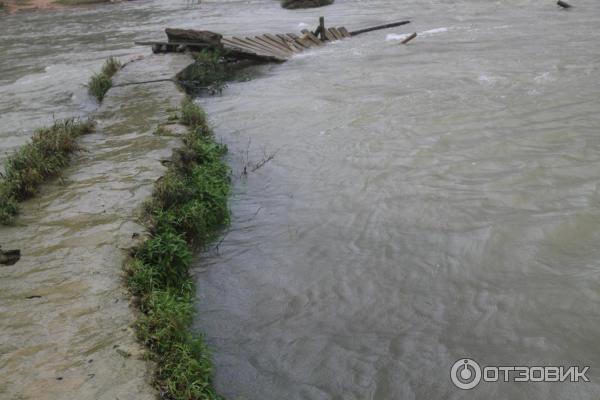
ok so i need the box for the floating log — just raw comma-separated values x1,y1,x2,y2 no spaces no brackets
401,32,417,44
350,20,411,36
557,0,572,8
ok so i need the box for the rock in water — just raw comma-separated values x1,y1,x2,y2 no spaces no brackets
165,29,223,48
281,0,334,9
0,248,20,266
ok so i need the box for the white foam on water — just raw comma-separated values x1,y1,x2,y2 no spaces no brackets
421,27,449,36
386,27,449,42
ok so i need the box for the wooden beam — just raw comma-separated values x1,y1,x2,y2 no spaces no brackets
284,33,310,49
329,27,343,40
225,37,277,57
260,34,298,54
401,32,417,44
253,36,294,56
319,16,326,41
350,20,411,36
278,34,307,51
222,39,285,62
301,31,324,46
323,28,336,41
338,27,352,38
268,33,301,53
244,36,291,59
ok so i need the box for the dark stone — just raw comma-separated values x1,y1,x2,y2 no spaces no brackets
281,0,334,9
165,28,223,48
0,248,20,266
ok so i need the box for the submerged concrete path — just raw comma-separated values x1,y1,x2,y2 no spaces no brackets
0,54,193,400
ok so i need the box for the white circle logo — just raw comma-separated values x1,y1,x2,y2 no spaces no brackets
451,358,482,390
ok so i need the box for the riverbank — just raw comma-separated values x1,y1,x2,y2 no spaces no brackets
0,53,200,399
0,0,113,13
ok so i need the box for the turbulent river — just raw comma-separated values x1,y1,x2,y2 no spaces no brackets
2,0,600,399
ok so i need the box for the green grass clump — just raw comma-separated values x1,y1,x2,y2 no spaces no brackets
88,57,122,102
0,119,94,225
127,97,229,400
181,50,227,95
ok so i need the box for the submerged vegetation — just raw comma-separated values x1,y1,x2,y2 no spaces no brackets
0,119,94,225
88,56,122,102
127,97,229,400
178,50,228,95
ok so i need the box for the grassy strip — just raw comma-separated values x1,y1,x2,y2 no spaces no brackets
126,97,229,400
0,119,94,225
88,56,122,102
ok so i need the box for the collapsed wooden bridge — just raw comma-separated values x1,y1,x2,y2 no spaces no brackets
136,17,411,63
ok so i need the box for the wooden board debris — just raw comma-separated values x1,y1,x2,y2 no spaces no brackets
141,18,411,62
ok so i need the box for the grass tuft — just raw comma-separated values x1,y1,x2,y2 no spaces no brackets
127,97,229,400
179,50,227,95
0,119,94,225
88,56,122,102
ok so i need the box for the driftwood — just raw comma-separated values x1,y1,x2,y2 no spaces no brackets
557,0,571,8
281,0,333,9
350,20,411,36
165,28,223,48
138,18,411,62
401,32,417,44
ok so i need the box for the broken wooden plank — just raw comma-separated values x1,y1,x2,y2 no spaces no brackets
296,34,316,48
224,37,277,58
231,36,280,56
256,35,295,55
242,35,285,55
401,32,417,44
274,33,303,52
241,36,291,59
301,30,324,46
222,45,285,62
226,36,290,61
323,28,336,41
338,27,352,38
265,33,300,53
329,27,343,40
220,42,285,62
248,36,293,58
350,20,411,36
278,34,306,51
285,33,311,49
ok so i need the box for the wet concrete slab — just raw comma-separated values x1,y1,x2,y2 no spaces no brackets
0,53,194,400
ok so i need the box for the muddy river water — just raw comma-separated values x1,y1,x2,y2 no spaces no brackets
2,0,600,399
